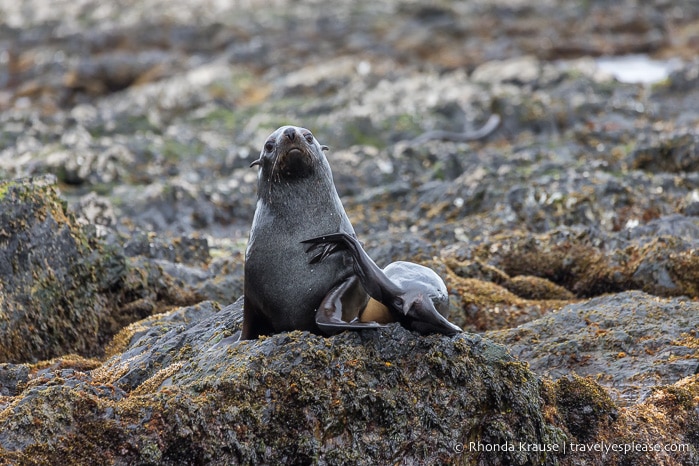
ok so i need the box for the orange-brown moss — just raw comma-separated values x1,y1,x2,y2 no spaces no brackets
131,362,184,396
545,375,699,466
672,330,699,350
605,375,699,466
103,321,151,359
497,240,625,298
453,231,699,301
505,275,576,300
29,354,102,373
668,252,699,297
443,257,510,284
554,375,618,443
443,265,570,331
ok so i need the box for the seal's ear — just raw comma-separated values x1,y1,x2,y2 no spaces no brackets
250,158,262,167
321,145,329,151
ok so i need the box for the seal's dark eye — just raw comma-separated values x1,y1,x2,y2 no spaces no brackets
304,133,314,143
264,141,275,152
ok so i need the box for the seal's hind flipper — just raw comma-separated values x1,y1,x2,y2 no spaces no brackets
316,319,386,336
404,299,463,336
315,275,385,336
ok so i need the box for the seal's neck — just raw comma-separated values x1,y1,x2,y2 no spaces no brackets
260,168,345,224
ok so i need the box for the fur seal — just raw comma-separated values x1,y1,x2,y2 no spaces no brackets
242,125,384,339
303,232,463,336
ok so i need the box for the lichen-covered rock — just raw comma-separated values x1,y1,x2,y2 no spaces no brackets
487,291,699,405
553,376,618,444
553,375,699,466
2,0,699,464
0,300,564,465
0,175,125,363
0,364,29,397
2,299,697,465
442,224,699,302
0,176,200,363
627,133,699,173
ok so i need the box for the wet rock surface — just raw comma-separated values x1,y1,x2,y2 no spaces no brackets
0,175,203,364
0,301,559,465
488,291,699,405
1,0,699,464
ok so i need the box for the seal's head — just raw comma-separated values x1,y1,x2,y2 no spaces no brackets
250,126,329,181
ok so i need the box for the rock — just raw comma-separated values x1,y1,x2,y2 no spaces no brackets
73,191,117,228
668,59,699,92
443,268,563,333
684,200,699,217
2,298,697,465
553,375,618,443
503,275,576,301
0,364,30,397
192,252,245,304
447,225,699,300
122,230,210,266
0,176,201,363
487,291,699,405
0,300,563,465
0,175,125,363
627,133,699,173
2,1,699,464
471,56,546,87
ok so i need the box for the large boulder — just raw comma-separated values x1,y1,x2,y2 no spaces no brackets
0,175,199,363
0,300,562,465
0,175,126,363
488,291,699,405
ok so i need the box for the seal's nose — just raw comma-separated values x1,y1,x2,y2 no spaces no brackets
283,127,296,141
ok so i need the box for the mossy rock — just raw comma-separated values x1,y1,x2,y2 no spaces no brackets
0,300,566,465
0,176,198,364
0,176,125,363
554,375,617,443
504,275,576,301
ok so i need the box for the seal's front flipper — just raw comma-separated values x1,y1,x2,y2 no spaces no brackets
304,241,342,265
315,275,386,335
302,233,349,264
303,233,403,305
305,233,463,337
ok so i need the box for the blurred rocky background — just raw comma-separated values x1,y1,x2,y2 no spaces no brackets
1,0,698,464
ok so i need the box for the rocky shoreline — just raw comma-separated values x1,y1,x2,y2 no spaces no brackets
1,0,698,464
